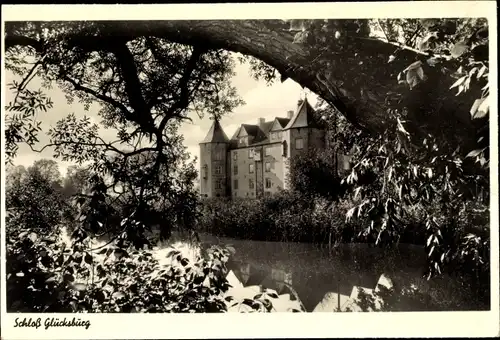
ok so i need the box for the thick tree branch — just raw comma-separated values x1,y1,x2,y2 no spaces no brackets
5,34,42,52
5,20,481,146
28,139,157,158
62,75,133,117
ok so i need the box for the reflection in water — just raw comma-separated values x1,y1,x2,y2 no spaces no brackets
157,232,487,312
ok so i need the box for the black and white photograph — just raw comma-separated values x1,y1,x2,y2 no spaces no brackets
1,2,498,339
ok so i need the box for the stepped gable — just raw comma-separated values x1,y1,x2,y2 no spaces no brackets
200,119,229,144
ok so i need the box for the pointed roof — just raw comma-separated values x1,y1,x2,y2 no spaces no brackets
270,117,291,131
241,124,260,137
284,98,321,130
200,119,229,144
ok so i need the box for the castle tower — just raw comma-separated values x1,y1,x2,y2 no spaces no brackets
282,97,326,189
199,119,230,198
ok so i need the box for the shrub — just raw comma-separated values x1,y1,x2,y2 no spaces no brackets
6,220,275,313
198,191,360,245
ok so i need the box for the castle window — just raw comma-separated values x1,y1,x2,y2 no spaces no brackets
233,152,238,161
249,179,254,189
214,151,222,161
215,180,222,189
248,149,254,159
202,164,208,179
265,161,271,172
265,178,272,189
282,141,288,157
295,137,304,150
249,164,255,173
215,165,222,175
265,147,271,156
234,179,239,190
233,165,238,175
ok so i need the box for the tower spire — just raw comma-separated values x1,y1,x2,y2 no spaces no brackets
200,119,229,144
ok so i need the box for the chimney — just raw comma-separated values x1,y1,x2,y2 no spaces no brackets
287,110,294,119
258,118,265,127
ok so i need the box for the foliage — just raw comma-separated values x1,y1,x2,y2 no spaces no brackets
6,218,275,313
5,22,246,243
198,192,356,245
348,277,488,312
287,147,346,201
4,18,491,313
5,161,68,232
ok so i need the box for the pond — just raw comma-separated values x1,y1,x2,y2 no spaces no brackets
158,232,489,312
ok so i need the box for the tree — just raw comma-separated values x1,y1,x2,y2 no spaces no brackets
288,148,345,200
61,165,92,198
5,21,248,242
5,19,489,153
6,160,66,231
31,159,62,188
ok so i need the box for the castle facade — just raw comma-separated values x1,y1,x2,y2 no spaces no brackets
199,98,349,198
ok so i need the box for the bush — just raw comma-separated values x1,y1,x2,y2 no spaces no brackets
198,191,359,245
6,221,275,313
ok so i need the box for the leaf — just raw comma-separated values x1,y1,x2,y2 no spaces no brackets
465,149,482,158
474,96,489,119
427,168,433,178
428,246,435,257
84,253,92,265
426,57,440,67
28,232,38,242
406,69,420,89
427,235,433,247
404,60,423,72
477,65,487,79
293,31,308,44
450,41,468,58
165,249,180,258
225,246,236,255
72,282,87,291
45,275,57,283
416,66,425,80
353,187,362,199
450,76,466,89
470,97,486,118
267,291,279,299
112,291,126,300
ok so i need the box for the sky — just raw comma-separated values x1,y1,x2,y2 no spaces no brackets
4,53,318,177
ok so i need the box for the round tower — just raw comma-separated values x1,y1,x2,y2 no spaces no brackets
199,119,230,198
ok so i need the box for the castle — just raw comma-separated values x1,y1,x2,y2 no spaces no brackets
199,98,350,198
